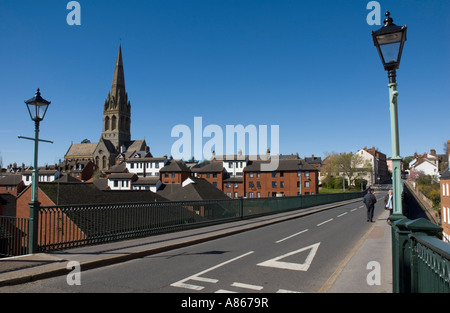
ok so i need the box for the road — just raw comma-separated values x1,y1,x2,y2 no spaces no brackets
0,194,387,293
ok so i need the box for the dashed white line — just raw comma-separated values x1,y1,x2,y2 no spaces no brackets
215,289,237,293
337,212,348,218
276,229,309,243
277,289,303,293
351,208,358,212
317,218,333,226
231,282,264,291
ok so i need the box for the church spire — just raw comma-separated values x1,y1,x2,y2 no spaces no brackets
111,44,126,100
102,44,131,151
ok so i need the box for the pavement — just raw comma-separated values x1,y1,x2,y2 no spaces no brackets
0,197,392,293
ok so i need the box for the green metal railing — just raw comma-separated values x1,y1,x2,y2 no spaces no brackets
0,216,29,257
0,191,366,255
391,217,450,293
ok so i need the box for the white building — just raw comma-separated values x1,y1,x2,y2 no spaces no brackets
22,169,58,186
126,154,168,178
107,173,137,190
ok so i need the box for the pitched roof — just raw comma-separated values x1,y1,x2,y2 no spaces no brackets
159,159,191,172
0,174,23,186
160,178,229,201
132,177,160,185
38,182,167,205
65,142,98,157
53,174,82,183
441,168,450,179
108,172,137,179
243,159,317,172
104,162,127,174
191,161,224,173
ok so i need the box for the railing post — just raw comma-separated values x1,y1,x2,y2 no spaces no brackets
405,218,443,293
239,197,244,219
390,216,411,293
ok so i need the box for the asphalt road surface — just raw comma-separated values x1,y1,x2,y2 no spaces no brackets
0,194,387,293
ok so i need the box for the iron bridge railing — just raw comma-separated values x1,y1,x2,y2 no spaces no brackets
0,191,365,255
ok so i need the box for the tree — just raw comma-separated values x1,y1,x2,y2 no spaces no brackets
328,152,373,188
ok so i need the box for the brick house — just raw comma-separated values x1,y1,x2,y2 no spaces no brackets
440,140,450,242
159,159,192,184
222,177,245,199
0,174,25,196
15,182,167,250
440,168,450,242
60,160,96,182
191,161,224,191
243,159,319,198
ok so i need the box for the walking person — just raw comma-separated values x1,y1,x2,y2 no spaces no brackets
384,189,393,223
363,188,377,222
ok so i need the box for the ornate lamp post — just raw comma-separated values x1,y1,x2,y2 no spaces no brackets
20,89,52,253
372,11,407,220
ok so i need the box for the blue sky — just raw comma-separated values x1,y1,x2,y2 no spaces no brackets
0,0,449,167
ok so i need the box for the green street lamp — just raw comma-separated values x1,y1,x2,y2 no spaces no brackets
372,11,406,219
21,88,52,254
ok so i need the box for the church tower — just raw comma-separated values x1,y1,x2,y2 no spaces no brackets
102,45,131,151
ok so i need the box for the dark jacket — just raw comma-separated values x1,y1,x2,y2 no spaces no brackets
363,192,377,208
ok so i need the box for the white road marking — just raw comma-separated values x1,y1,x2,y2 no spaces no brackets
231,282,264,291
337,212,348,217
351,208,358,212
317,218,333,226
257,242,320,272
275,229,309,243
215,289,237,293
171,251,254,290
277,289,303,293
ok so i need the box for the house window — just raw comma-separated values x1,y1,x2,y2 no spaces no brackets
249,182,254,188
155,162,159,168
234,192,238,198
172,172,175,178
257,181,261,188
272,181,277,188
305,171,310,178
272,172,277,178
257,172,260,178
280,181,284,188
164,172,169,178
257,192,261,198
234,183,238,188
249,172,254,178
280,172,284,177
213,182,217,188
227,182,231,188
249,192,254,198
130,163,134,169
305,181,310,188
206,173,210,178
213,173,217,178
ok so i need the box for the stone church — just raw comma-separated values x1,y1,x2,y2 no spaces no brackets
64,45,149,171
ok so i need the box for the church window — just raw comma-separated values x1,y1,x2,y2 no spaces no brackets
104,116,110,131
111,116,117,130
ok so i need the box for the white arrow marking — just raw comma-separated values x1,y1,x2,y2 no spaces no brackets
256,242,320,272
